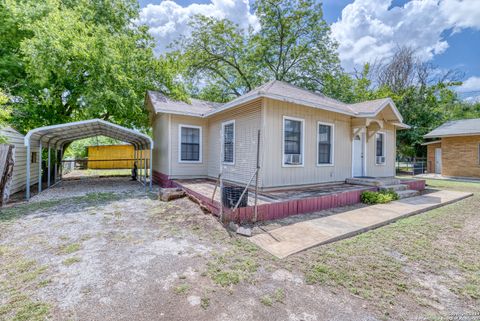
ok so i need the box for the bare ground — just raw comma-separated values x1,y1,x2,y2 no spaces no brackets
0,177,479,321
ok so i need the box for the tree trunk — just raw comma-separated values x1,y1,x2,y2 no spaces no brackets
0,144,15,207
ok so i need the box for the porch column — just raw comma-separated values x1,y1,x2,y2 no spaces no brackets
54,148,58,184
144,147,147,192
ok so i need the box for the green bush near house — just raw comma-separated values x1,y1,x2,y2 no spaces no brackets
361,190,399,205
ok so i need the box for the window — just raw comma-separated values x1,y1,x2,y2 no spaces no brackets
31,152,38,164
317,123,333,165
283,117,304,166
179,125,201,162
222,120,235,164
375,132,385,165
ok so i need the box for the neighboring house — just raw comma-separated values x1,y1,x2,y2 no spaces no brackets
423,118,480,178
146,80,409,190
0,126,40,194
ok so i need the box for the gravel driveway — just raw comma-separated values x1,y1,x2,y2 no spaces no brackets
0,177,375,321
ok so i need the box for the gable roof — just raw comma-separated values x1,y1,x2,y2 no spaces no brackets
147,80,404,123
424,118,480,138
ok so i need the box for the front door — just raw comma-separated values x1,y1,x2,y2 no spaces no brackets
435,148,442,174
352,134,364,177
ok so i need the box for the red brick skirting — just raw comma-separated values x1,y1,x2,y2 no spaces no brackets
400,179,426,191
152,170,177,188
160,173,426,224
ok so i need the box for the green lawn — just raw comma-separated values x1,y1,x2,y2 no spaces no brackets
289,178,480,320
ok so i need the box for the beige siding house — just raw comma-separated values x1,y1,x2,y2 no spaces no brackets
0,126,40,194
146,81,408,190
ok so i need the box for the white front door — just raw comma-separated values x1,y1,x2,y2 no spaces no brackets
435,148,442,174
352,134,364,177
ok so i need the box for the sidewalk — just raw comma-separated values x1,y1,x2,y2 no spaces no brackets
250,190,473,258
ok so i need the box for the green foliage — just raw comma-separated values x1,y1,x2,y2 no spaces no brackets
1,0,186,134
0,89,11,143
361,190,399,205
173,0,340,101
63,136,122,159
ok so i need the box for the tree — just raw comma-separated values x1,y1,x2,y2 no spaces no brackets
1,0,186,134
173,0,340,101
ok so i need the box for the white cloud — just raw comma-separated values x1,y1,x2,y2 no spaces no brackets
138,0,257,54
331,0,480,70
457,76,480,92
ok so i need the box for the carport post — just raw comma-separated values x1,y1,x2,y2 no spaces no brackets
47,144,51,187
38,141,42,193
54,149,58,184
143,147,147,192
149,145,153,191
26,143,31,200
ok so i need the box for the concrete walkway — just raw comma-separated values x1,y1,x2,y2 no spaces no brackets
250,190,473,258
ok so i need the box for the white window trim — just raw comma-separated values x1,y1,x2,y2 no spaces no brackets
221,120,235,165
178,124,202,163
282,116,305,167
375,131,386,166
316,121,335,167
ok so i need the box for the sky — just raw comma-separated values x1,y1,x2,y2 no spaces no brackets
137,0,480,101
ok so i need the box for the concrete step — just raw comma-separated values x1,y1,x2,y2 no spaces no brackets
396,189,420,199
379,184,408,192
346,177,401,187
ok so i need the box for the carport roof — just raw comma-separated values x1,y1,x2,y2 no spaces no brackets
24,119,153,149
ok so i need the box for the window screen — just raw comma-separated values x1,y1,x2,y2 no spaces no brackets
318,124,332,164
180,127,200,161
284,118,302,165
223,122,234,163
376,133,384,157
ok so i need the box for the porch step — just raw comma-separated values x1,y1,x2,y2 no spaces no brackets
396,189,420,199
346,177,401,187
379,184,408,192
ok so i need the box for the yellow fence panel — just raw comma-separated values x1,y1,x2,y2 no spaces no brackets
87,145,150,169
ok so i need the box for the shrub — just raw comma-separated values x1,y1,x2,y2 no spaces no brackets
361,190,399,205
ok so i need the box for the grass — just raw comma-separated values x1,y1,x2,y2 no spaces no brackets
173,284,190,295
260,288,285,307
0,246,51,320
59,243,81,254
206,239,260,287
200,297,210,310
62,257,81,266
298,178,480,316
0,192,123,223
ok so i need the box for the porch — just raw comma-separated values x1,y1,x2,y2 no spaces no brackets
174,178,426,223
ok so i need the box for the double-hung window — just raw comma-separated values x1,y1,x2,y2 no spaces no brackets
283,117,304,166
317,122,333,165
222,120,235,164
375,132,385,165
179,125,201,162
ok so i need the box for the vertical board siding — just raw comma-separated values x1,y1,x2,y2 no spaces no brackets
169,115,209,178
87,145,150,169
207,100,262,185
261,98,352,188
152,113,170,175
366,123,396,177
0,127,40,194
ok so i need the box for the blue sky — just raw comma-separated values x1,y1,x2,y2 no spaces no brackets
137,0,480,101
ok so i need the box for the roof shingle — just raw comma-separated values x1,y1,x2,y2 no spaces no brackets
424,118,480,138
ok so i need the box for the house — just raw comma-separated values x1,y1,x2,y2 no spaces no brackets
0,126,40,194
146,80,409,190
423,118,480,178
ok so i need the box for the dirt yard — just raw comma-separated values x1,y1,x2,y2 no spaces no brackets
0,177,479,321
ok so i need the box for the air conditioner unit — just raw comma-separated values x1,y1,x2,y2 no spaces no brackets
376,156,386,164
284,154,302,165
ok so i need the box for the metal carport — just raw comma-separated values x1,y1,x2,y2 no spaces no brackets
24,119,153,199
